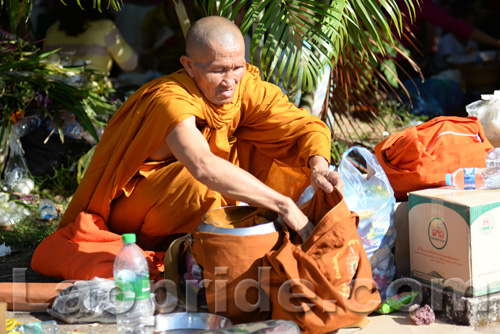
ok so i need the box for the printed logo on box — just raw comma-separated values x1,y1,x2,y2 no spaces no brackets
428,217,448,249
478,214,495,235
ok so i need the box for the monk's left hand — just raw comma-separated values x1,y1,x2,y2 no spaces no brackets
311,169,344,193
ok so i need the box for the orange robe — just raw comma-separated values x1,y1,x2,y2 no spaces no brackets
32,64,331,280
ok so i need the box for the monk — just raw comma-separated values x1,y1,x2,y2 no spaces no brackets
32,16,342,280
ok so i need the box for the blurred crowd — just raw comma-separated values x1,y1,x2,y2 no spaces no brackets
394,0,500,117
19,0,206,89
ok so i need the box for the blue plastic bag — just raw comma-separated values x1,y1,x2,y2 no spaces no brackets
338,146,396,299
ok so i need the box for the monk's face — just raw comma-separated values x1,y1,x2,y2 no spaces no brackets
182,39,246,105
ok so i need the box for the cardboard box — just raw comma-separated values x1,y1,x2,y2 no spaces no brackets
0,302,5,334
409,188,500,297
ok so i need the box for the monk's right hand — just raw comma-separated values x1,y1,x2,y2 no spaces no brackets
280,198,314,242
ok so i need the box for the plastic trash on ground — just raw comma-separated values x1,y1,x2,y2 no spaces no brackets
0,192,30,227
3,131,30,193
12,320,58,333
48,277,117,324
486,147,500,167
0,243,12,257
375,291,419,314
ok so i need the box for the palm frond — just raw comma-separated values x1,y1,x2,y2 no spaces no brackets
322,0,423,162
0,0,33,36
196,0,344,93
189,0,422,161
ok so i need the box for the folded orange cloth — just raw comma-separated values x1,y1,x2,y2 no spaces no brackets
31,212,165,281
374,116,493,201
0,282,72,311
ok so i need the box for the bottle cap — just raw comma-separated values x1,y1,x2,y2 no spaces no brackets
122,233,136,244
445,173,451,186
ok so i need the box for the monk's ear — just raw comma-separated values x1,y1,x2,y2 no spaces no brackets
180,56,194,78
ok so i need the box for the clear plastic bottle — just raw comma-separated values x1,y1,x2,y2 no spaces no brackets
12,115,42,138
62,116,83,139
114,233,154,334
486,148,500,168
446,167,500,190
39,199,58,220
13,320,58,333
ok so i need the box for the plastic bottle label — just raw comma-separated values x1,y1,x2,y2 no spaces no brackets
115,271,150,302
464,168,475,190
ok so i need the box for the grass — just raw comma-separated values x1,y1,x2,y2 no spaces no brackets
0,214,58,250
33,156,81,199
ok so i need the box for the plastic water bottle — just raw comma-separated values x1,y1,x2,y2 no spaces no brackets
39,199,58,219
12,115,42,138
114,233,154,333
446,167,500,190
486,148,500,167
62,117,83,139
13,320,58,333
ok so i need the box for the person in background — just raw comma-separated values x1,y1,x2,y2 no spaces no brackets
112,0,157,58
395,0,500,76
435,2,481,72
31,0,57,43
43,0,138,75
140,0,203,75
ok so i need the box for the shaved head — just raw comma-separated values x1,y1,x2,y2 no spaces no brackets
180,16,247,105
185,16,244,59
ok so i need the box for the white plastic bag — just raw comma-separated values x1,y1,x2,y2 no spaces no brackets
338,146,396,299
466,90,500,147
3,131,30,192
48,277,117,323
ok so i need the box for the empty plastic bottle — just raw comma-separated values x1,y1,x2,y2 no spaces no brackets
14,320,58,333
62,117,83,139
114,233,154,333
486,148,500,168
12,115,42,138
446,167,500,190
39,199,58,219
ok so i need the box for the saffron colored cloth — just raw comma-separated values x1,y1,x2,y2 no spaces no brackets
190,188,380,332
263,188,380,333
32,64,331,281
44,19,138,74
374,116,493,201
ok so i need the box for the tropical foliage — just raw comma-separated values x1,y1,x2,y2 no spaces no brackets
193,0,422,159
0,34,117,144
1,0,422,158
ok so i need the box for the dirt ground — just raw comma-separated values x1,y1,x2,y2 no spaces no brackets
0,246,59,283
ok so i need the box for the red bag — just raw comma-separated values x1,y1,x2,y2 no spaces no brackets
374,116,493,201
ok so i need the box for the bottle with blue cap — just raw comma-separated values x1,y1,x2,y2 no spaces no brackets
39,199,58,220
446,167,500,190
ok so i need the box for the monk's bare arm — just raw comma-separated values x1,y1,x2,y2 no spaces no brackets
166,116,310,234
